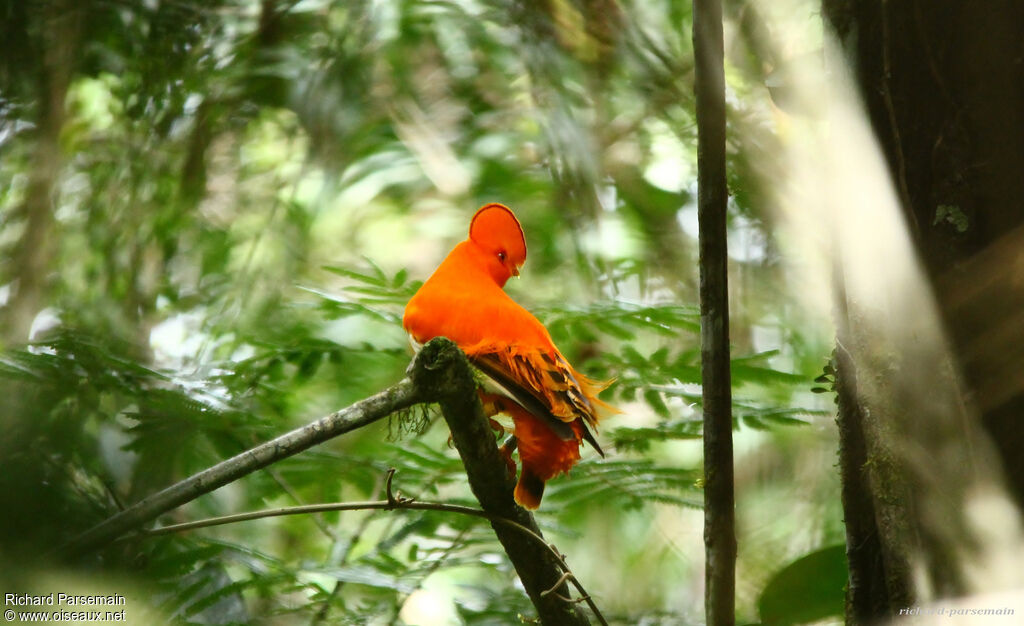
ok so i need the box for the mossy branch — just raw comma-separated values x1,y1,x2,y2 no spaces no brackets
142,467,606,625
410,338,593,625
63,376,422,558
62,337,597,625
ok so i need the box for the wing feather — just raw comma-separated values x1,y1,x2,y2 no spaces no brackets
470,349,605,456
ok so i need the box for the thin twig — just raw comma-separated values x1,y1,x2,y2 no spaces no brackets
62,338,601,625
60,377,422,558
541,572,575,597
415,339,594,625
143,469,607,626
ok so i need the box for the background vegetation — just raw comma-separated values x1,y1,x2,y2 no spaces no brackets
1,1,852,624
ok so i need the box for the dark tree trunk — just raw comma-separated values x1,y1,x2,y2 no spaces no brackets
824,0,1024,516
833,328,903,622
694,0,736,624
824,0,1024,620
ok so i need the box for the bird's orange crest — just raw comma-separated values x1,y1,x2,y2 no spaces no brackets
403,203,615,509
469,203,526,262
467,203,527,287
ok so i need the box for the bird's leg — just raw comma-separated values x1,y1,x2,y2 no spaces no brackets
498,435,518,479
478,390,518,479
500,435,518,455
477,391,512,434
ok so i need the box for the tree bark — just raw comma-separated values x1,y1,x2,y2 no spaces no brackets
833,271,911,622
824,0,1024,508
411,338,591,626
834,344,894,623
693,0,736,624
823,0,1024,615
63,338,591,624
64,378,423,558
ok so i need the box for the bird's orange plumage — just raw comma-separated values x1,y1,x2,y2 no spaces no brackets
403,203,611,509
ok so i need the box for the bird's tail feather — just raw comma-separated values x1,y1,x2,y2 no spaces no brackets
514,467,545,510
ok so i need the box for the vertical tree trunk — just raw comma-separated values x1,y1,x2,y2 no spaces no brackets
823,3,1024,503
833,272,911,622
3,1,79,345
693,0,735,624
823,0,1024,618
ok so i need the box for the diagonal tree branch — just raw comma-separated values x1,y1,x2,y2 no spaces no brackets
409,338,593,626
63,377,423,558
140,468,605,623
62,337,598,625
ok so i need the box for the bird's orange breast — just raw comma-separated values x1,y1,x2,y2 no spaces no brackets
403,243,554,354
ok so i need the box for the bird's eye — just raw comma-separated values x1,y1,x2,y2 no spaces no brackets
497,251,506,262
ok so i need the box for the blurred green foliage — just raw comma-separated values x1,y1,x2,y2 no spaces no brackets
0,0,838,623
757,544,846,625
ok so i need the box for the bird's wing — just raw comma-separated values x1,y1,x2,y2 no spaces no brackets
470,349,604,456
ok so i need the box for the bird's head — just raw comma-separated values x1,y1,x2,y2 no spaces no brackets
469,203,527,287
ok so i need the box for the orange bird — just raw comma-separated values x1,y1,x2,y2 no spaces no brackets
403,203,611,509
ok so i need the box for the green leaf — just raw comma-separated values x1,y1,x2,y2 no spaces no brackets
643,388,672,418
758,544,847,625
547,459,701,510
306,565,418,594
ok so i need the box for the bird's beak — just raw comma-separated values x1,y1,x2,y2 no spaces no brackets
512,264,522,278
